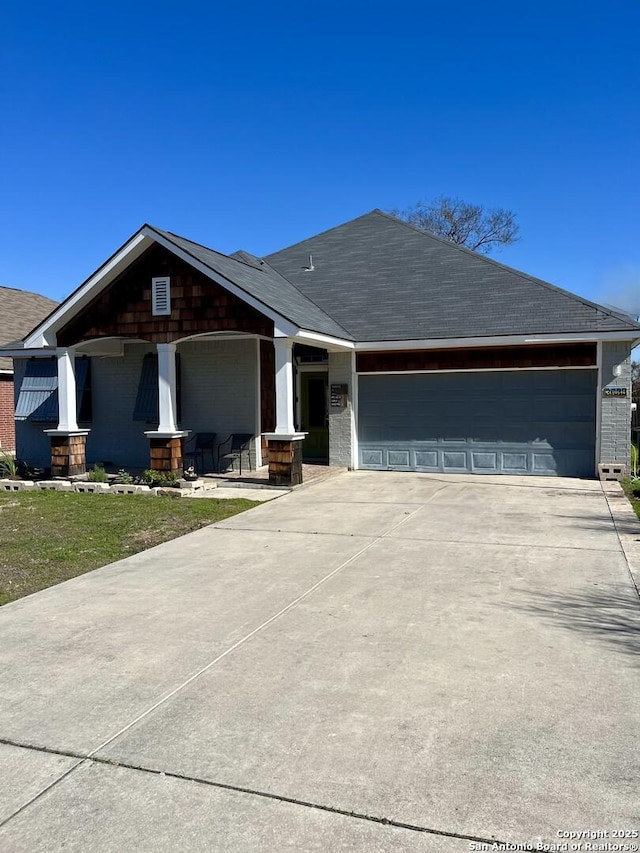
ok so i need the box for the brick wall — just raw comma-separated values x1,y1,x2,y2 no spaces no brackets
600,341,634,469
328,352,353,467
0,374,16,451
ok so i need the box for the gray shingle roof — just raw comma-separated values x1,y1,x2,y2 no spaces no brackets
0,287,58,371
153,228,353,340
265,210,640,342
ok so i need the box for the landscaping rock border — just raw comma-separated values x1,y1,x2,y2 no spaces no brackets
0,478,167,497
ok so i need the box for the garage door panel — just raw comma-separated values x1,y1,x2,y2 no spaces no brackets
358,371,596,477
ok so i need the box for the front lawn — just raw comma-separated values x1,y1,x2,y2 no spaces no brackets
621,478,640,521
0,491,258,605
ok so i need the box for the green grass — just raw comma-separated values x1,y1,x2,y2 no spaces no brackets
621,478,640,521
0,491,258,606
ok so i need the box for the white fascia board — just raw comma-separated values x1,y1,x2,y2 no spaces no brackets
295,330,354,351
149,230,301,334
355,331,640,351
273,319,299,338
24,232,153,348
0,347,56,358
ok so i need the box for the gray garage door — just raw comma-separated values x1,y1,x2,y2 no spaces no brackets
358,370,597,477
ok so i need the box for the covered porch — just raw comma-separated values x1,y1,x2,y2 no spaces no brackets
13,334,344,486
10,227,355,484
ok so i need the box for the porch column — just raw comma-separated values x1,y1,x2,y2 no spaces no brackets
274,337,295,434
57,347,79,432
144,342,188,475
264,337,306,485
157,342,178,433
44,347,89,477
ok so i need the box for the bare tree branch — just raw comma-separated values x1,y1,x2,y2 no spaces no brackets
391,195,519,254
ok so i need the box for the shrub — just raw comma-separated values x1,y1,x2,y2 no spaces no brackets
0,450,18,479
116,469,134,484
87,464,108,483
140,469,179,487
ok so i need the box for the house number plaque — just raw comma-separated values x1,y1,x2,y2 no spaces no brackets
330,384,348,407
603,387,627,397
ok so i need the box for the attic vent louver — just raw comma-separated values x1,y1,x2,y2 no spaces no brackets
152,277,171,316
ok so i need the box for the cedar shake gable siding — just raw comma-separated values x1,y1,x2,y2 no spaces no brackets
57,245,274,347
356,343,598,373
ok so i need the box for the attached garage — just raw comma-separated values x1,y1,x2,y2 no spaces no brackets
8,210,638,482
358,369,597,477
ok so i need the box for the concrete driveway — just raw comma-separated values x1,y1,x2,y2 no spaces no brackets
1,472,638,851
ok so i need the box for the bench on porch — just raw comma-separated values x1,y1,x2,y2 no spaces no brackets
217,433,254,476
183,432,217,474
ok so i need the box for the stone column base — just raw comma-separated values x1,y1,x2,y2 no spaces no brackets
267,438,303,486
149,436,185,474
47,432,88,477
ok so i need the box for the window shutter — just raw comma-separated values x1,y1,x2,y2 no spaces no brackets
133,354,159,422
15,358,58,421
152,277,171,316
15,356,92,423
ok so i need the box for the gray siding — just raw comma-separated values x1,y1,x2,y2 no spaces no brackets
179,339,258,470
599,341,634,468
358,369,597,477
328,352,353,467
89,339,258,470
87,343,151,468
15,339,260,473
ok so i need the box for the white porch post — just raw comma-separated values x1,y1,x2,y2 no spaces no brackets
144,342,188,474
264,337,306,485
274,337,296,434
56,347,79,432
157,342,178,433
44,347,89,478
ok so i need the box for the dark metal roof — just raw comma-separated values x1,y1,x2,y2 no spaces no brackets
152,228,353,340
265,210,640,342
0,287,58,370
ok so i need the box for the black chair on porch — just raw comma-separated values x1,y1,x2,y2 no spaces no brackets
217,433,254,475
183,432,217,474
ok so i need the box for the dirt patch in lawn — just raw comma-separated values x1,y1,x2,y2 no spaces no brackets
0,490,259,605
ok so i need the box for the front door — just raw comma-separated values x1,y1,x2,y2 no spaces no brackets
300,371,329,462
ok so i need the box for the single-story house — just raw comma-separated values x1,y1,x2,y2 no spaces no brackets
3,210,639,483
0,286,58,452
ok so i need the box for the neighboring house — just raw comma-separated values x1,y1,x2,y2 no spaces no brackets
0,287,58,452
3,210,640,482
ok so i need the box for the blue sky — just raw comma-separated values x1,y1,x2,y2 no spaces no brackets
2,0,639,348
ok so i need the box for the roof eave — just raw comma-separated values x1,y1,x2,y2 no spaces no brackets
355,330,640,351
20,226,310,348
23,229,154,348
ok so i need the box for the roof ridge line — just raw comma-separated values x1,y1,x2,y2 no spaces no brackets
374,210,640,329
265,211,379,259
154,228,271,276
0,284,58,302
